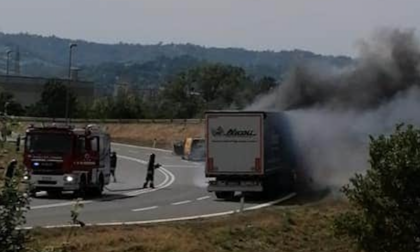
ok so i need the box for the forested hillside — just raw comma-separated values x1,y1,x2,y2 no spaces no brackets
0,32,352,85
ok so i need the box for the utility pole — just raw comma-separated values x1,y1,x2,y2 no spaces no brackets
14,47,20,76
65,43,77,125
4,102,10,116
6,50,13,76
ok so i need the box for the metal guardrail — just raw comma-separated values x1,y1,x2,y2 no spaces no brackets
10,116,204,124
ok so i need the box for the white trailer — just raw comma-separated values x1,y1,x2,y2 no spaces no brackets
205,111,297,199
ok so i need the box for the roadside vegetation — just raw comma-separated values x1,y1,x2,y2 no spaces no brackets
334,124,420,252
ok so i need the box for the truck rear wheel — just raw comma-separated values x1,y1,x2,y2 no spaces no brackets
215,191,235,200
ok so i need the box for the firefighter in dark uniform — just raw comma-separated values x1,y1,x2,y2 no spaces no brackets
143,153,161,189
110,151,117,182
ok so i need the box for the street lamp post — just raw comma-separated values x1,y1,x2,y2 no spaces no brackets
6,50,13,76
65,43,77,125
4,102,10,116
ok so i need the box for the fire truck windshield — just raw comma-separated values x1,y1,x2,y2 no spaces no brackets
26,134,73,154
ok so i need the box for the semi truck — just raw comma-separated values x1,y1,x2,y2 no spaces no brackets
23,124,112,198
205,111,299,199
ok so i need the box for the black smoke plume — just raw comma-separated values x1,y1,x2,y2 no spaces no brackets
247,28,420,188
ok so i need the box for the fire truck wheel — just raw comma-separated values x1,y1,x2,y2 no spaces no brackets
75,175,87,199
29,189,37,198
47,190,62,198
93,174,104,197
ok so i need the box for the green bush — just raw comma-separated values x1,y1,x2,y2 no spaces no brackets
0,164,30,252
334,124,420,252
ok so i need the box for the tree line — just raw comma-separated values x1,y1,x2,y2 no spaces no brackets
0,63,277,119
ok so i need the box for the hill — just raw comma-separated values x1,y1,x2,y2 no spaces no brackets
0,32,353,84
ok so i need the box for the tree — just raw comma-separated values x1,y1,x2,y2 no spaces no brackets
158,63,255,118
158,72,205,119
256,76,277,93
111,88,144,119
89,87,145,119
28,79,78,118
191,64,251,109
334,124,420,252
0,91,25,116
90,97,113,119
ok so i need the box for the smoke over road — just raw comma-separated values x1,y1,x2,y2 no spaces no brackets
247,29,420,188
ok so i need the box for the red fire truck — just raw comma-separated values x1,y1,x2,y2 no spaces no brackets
23,124,112,198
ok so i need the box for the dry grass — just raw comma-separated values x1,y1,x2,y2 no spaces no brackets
29,199,355,252
106,123,204,149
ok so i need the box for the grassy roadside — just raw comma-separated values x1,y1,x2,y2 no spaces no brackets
29,199,353,252
107,123,204,150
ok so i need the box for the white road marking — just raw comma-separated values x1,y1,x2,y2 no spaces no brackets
112,143,172,153
119,155,176,197
23,192,297,229
161,165,201,168
171,200,192,206
132,206,158,212
30,155,176,210
196,196,211,201
128,150,138,154
31,201,92,210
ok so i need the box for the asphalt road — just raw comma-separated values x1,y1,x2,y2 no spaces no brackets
26,143,293,228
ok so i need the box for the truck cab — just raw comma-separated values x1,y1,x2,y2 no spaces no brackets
182,137,206,161
23,124,111,198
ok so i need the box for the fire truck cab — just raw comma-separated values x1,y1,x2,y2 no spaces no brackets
23,124,111,198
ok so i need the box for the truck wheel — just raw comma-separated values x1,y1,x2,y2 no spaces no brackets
29,189,37,198
47,190,62,198
215,191,235,199
93,175,104,197
75,176,87,199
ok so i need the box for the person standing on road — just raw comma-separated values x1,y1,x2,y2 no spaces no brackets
143,153,161,189
110,151,117,182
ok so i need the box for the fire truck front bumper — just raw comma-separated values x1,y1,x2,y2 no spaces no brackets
29,174,80,191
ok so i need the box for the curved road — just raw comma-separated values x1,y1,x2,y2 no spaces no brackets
26,143,293,228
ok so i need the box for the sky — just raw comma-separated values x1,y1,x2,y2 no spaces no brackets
0,0,419,57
